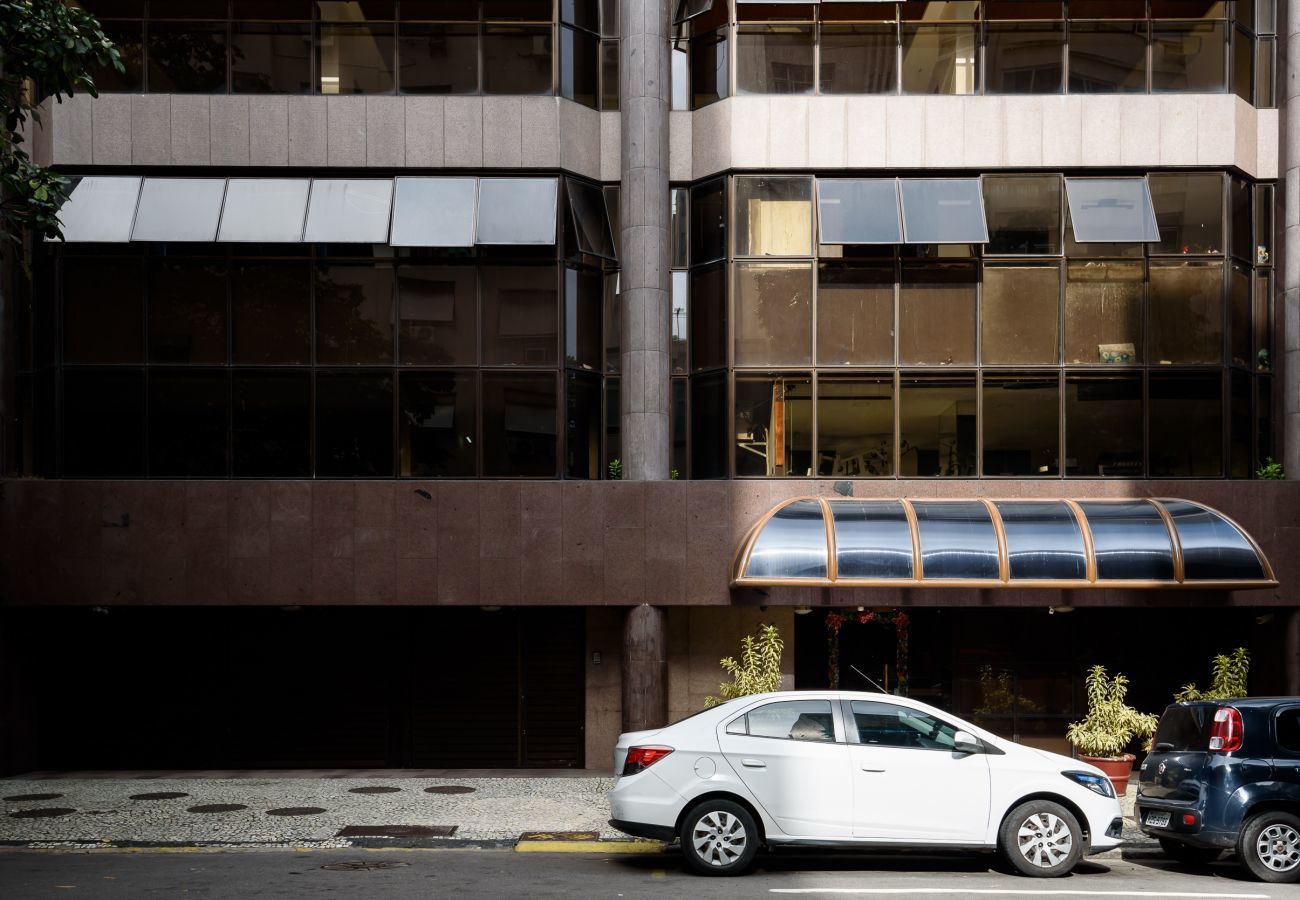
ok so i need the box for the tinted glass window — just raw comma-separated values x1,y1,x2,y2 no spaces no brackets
318,23,396,94
984,21,1063,94
818,376,894,477
1149,173,1225,255
1152,22,1226,92
734,177,813,257
1154,705,1211,751
231,263,311,365
399,24,478,94
232,23,313,93
148,22,227,93
982,175,1061,255
560,25,599,107
1149,261,1223,365
232,371,311,477
1065,374,1142,476
737,25,815,95
64,258,144,364
689,264,726,371
690,28,728,108
820,24,896,94
1150,373,1223,477
63,368,145,476
735,262,813,367
91,21,144,91
566,370,602,479
482,371,557,477
913,501,1000,580
315,371,395,477
983,374,1058,476
832,500,913,579
747,699,836,742
817,180,902,246
817,263,894,367
901,24,978,94
734,374,813,477
1067,21,1147,93
899,180,988,244
899,263,976,366
852,699,959,750
1276,709,1300,754
316,265,396,365
690,371,727,477
148,260,227,365
982,264,1060,365
398,266,477,366
691,179,727,265
1064,260,1143,365
148,369,229,476
481,266,558,366
899,375,976,477
483,25,552,94
565,267,603,370
399,370,476,477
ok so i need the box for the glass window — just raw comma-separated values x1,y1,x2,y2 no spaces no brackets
820,24,897,94
852,699,959,750
1277,710,1300,754
151,0,230,14
735,374,813,477
1148,173,1225,255
566,369,602,478
1254,270,1271,372
482,266,558,366
1231,24,1252,102
734,176,813,257
1230,176,1251,262
691,179,727,264
235,1,314,17
600,38,619,110
64,258,144,364
671,188,689,268
1149,372,1223,476
1066,21,1147,92
482,371,557,477
399,266,477,366
561,24,599,107
57,176,142,243
672,38,690,110
671,271,689,374
735,262,813,366
561,0,600,34
315,264,396,365
566,179,617,260
982,263,1060,365
317,23,396,94
565,267,603,370
63,369,144,476
606,271,622,373
1064,260,1143,365
606,374,621,472
982,175,1061,255
689,264,726,371
747,699,835,742
1258,375,1272,465
1064,178,1159,244
90,21,144,92
1255,36,1274,106
148,369,228,476
671,376,687,476
399,370,476,477
397,23,478,94
913,500,1000,579
1077,500,1175,580
984,21,1063,93
483,24,552,94
737,25,815,95
817,262,894,367
996,500,1088,581
1151,22,1227,92
148,260,227,365
1230,262,1250,368
1254,183,1273,267
1149,261,1223,365
218,179,311,243
690,371,727,477
1150,1,1227,17
691,27,728,108
983,373,1058,476
232,262,311,365
901,24,978,94
899,179,988,244
303,179,394,244
899,374,976,477
232,22,313,94
899,263,976,366
476,178,558,245
818,376,894,477
1065,374,1142,476
390,177,477,248
232,371,311,477
817,179,902,245
1229,369,1251,477
315,371,395,477
147,21,228,93
131,178,226,243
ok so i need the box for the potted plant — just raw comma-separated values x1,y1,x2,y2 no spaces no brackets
1066,665,1158,797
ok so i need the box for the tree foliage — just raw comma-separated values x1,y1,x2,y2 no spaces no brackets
0,0,121,246
1066,665,1158,759
1175,647,1250,702
705,623,783,708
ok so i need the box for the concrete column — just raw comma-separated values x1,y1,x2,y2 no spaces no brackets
618,0,672,480
1284,1,1300,475
622,604,667,733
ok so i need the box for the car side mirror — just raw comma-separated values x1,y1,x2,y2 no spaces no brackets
953,730,981,754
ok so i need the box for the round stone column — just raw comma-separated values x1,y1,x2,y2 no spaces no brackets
622,604,667,733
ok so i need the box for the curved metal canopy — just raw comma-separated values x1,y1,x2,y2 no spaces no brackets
731,498,1275,590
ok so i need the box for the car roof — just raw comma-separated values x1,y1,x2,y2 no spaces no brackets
1169,697,1300,709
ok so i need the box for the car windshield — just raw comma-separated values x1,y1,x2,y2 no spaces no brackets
1153,704,1212,751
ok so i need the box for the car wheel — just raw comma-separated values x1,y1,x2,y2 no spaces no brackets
1159,838,1221,867
999,800,1084,878
1237,811,1300,883
679,799,759,876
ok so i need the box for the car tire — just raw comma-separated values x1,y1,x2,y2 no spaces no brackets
679,799,760,877
999,800,1084,878
1237,811,1300,883
1159,838,1221,866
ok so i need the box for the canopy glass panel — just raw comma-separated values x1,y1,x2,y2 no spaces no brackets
996,500,1088,580
831,500,914,579
745,498,828,580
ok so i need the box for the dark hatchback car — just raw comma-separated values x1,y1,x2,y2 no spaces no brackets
1137,699,1300,883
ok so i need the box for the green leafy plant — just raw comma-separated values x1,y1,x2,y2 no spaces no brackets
1256,457,1285,480
973,665,1042,717
1175,648,1250,702
706,624,783,707
607,458,621,480
1066,665,1158,759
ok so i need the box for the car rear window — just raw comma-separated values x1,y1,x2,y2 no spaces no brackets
1154,705,1211,751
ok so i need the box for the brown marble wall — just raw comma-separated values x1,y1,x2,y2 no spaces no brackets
1,478,1298,608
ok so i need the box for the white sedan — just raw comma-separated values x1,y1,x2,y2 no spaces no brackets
609,691,1123,877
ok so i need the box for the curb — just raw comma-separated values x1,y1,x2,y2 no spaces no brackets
514,838,667,854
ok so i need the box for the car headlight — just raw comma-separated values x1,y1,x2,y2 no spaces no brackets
1062,770,1115,799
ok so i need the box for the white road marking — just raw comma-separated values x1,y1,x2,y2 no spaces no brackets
769,890,1270,899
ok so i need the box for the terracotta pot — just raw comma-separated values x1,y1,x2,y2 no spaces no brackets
1079,753,1136,797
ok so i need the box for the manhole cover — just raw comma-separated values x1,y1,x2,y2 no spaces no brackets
519,831,599,842
424,786,474,795
187,804,248,814
10,808,75,819
267,807,326,816
130,792,190,801
348,786,402,795
321,861,410,872
3,793,64,802
336,824,457,838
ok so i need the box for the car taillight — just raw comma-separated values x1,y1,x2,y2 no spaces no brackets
1208,706,1243,752
622,745,673,776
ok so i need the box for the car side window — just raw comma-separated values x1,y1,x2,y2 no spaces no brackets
744,700,836,743
1276,708,1300,753
851,699,959,751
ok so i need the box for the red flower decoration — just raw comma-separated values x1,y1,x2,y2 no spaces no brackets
857,611,875,624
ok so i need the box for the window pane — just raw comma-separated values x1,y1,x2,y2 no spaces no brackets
983,373,1058,476
899,263,976,365
690,27,728,108
561,24,599,107
1152,22,1227,92
1230,176,1251,262
482,266,558,366
671,376,687,476
818,376,894,477
58,176,141,243
482,0,553,20
749,700,835,742
235,1,313,17
899,179,988,244
1254,183,1272,266
1256,36,1274,106
734,374,812,477
1254,270,1272,372
1064,260,1143,365
315,264,396,365
817,262,894,366
1150,373,1223,476
1064,178,1159,243
671,188,689,267
90,22,144,91
900,2,981,20
147,22,228,93
737,25,815,95
232,23,313,93
1149,261,1223,364
734,176,813,257
483,24,552,94
1229,369,1251,477
690,263,726,371
390,177,476,248
565,267,602,370
565,370,602,478
901,24,978,94
1066,374,1142,476
600,39,619,109
64,258,144,363
852,699,958,749
1150,1,1226,17
315,371,395,477
566,179,617,260
1230,262,1250,368
606,272,622,373
1258,375,1272,464
1232,24,1252,102
1066,21,1147,92
1148,173,1225,255
318,24,395,93
63,369,144,476
476,178,558,245
397,23,478,94
399,266,477,366
132,178,226,243
984,21,1063,93
981,263,1059,365
817,179,902,245
672,38,690,110
735,262,813,366
231,262,311,365
606,374,621,471
899,375,976,477
218,179,310,243
482,372,558,476
690,371,727,477
690,179,726,264
982,175,1061,255
561,0,600,30
148,260,228,364
148,370,228,476
303,179,394,244
399,370,476,476
151,0,229,15
232,371,311,477
819,24,897,94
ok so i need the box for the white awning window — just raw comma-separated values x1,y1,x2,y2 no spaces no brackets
899,178,989,244
53,176,142,243
217,178,311,243
816,179,902,245
476,178,558,245
302,179,395,244
389,177,477,247
1065,177,1160,243
131,178,227,243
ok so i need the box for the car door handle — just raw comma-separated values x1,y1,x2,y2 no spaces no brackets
741,758,766,769
860,766,886,773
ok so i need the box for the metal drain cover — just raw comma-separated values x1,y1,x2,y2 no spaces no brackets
348,786,403,795
3,793,64,802
267,807,326,816
424,786,475,795
187,804,249,814
130,792,190,801
321,861,411,872
10,808,75,819
336,824,457,838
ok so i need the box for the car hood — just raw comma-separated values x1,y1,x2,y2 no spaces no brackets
1024,745,1108,779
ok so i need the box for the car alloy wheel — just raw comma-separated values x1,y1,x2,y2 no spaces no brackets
679,799,759,876
692,810,747,868
999,799,1083,878
1017,811,1074,869
1236,812,1300,883
1255,823,1300,874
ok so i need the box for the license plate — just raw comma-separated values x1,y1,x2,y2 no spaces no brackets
1145,811,1171,828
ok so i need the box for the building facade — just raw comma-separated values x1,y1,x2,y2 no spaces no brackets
1,0,1299,773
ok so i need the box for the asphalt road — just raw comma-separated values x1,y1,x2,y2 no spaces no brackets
0,848,1286,900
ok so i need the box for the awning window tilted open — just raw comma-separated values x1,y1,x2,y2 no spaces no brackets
217,178,311,242
1064,177,1160,243
815,177,989,246
390,177,477,247
817,179,903,245
54,176,142,243
899,178,989,244
131,178,226,243
302,179,394,244
565,177,618,260
733,498,1276,589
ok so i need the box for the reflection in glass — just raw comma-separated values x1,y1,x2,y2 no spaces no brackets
566,179,617,259
984,22,1064,93
1254,270,1271,371
735,262,813,366
913,501,1000,580
1077,501,1175,581
1064,260,1143,365
691,178,726,264
689,263,726,371
566,370,601,478
899,263,976,366
1232,24,1252,103
1065,178,1159,243
148,369,228,476
817,179,902,245
398,266,477,366
1230,176,1251,262
1066,374,1142,476
64,258,144,364
982,264,1060,365
565,266,602,370
899,179,988,244
737,25,815,95
560,24,599,106
690,27,728,108
745,499,827,579
817,377,894,477
483,25,553,94
1230,368,1251,478
476,178,558,245
832,501,913,579
232,263,311,365
997,501,1087,581
91,21,144,91
1148,261,1223,364
63,369,145,476
1163,500,1266,581
1230,262,1250,368
482,266,558,366
1152,22,1227,92
1148,173,1225,255
982,175,1061,255
1150,373,1223,477
734,374,812,477
671,377,687,476
605,272,620,373
232,23,313,93
983,374,1058,476
148,21,227,93
317,23,396,93
398,24,478,93
733,176,813,257
1067,22,1147,93
148,260,228,364
315,264,396,365
316,371,395,477
671,271,689,374
819,25,896,94
901,25,978,94
391,178,476,247
690,371,727,478
899,375,976,477
232,371,311,477
671,188,689,267
817,263,894,367
482,371,557,477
